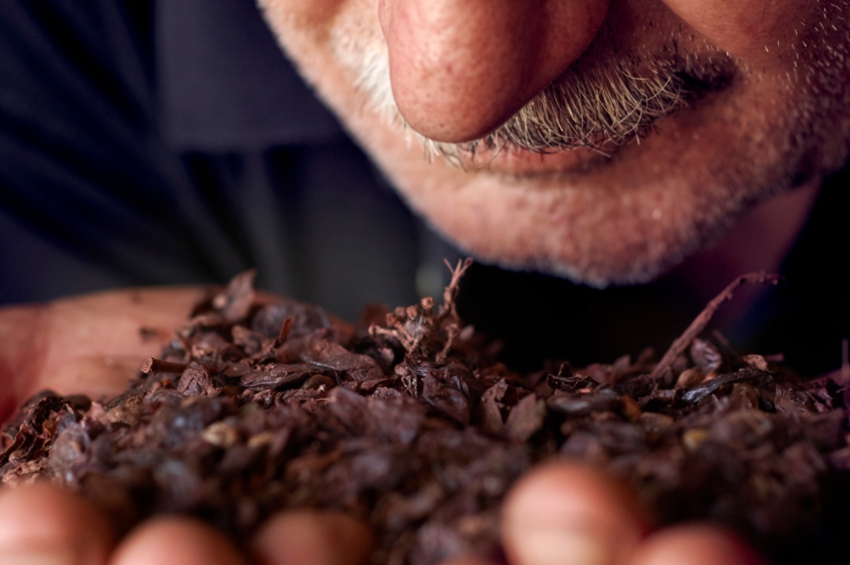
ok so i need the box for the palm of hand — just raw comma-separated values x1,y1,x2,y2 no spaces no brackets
0,290,762,565
0,288,200,415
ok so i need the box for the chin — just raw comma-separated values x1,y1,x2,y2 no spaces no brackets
422,197,721,289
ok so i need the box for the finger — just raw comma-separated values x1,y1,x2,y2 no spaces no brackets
0,481,113,565
502,462,650,565
250,510,375,565
109,516,247,565
628,525,769,565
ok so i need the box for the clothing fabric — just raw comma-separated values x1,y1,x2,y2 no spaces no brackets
0,0,425,320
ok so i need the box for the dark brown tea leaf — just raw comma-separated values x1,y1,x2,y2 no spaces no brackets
1,267,847,565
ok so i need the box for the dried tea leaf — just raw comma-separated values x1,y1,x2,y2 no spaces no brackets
178,363,220,397
503,394,546,442
1,269,846,565
240,364,313,389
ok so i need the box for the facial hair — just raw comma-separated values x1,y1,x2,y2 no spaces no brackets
331,22,737,160
318,1,850,287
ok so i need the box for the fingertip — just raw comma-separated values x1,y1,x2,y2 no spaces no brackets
250,510,374,565
504,462,650,529
629,525,769,565
110,516,247,565
0,481,113,564
502,462,648,565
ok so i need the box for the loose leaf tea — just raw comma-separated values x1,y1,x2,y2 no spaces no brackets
1,265,848,565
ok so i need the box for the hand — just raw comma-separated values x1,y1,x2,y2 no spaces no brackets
0,288,373,565
0,290,767,565
495,463,769,565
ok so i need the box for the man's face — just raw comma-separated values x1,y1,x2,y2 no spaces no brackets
260,0,850,286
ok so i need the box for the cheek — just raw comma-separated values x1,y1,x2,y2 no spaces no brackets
659,0,814,66
259,0,349,42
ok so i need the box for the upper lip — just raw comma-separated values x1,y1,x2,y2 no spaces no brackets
440,137,621,177
411,52,738,176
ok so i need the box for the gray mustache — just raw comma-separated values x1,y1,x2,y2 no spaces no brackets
433,52,736,159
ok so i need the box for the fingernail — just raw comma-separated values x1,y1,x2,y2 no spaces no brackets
514,527,614,565
0,549,77,565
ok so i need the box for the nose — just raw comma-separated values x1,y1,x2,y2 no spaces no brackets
378,0,610,143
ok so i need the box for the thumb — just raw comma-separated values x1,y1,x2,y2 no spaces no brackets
501,461,649,565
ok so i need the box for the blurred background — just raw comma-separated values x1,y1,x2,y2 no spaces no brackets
0,0,845,375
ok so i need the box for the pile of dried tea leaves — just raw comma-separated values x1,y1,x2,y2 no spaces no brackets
1,264,848,565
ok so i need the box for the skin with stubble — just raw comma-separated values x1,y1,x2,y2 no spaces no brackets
260,0,850,286
0,1,846,564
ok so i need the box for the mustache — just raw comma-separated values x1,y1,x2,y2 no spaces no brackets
462,54,735,157
352,41,735,160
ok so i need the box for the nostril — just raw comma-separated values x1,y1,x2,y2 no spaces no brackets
380,0,611,143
